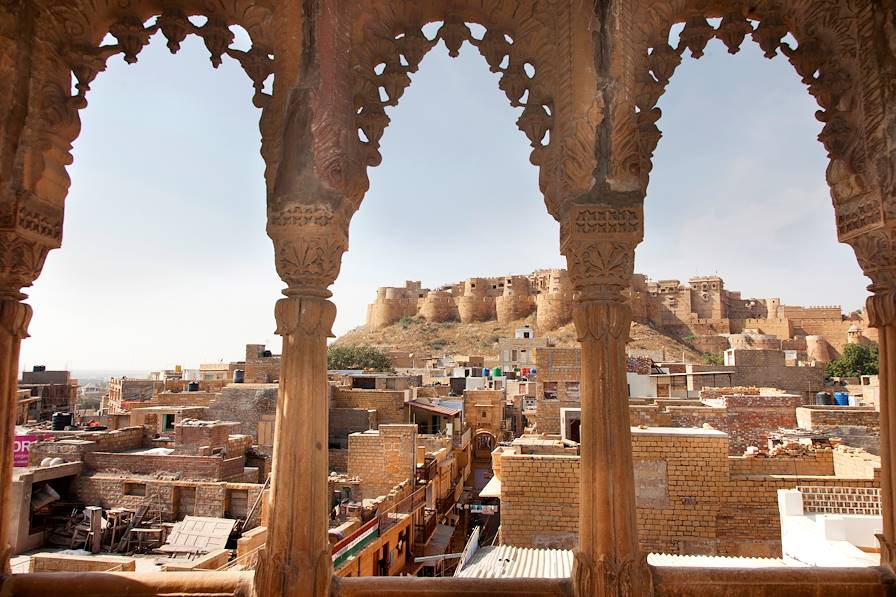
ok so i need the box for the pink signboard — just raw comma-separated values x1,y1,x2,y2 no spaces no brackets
14,434,50,467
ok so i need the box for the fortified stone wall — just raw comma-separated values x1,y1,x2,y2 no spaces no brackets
364,272,872,351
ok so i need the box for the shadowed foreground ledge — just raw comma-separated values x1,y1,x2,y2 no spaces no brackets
4,566,894,597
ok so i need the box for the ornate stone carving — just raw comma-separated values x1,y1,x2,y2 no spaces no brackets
346,0,598,219
561,204,643,303
0,297,32,338
0,232,51,294
625,0,876,227
850,227,896,291
268,203,349,298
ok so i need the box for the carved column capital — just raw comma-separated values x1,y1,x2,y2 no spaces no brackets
0,298,31,340
561,204,642,304
849,227,896,295
0,231,52,299
867,288,896,329
274,295,336,339
267,201,349,299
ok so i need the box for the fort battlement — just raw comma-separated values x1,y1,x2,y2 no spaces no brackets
364,271,876,354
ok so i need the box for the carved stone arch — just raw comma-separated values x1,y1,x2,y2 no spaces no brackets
334,0,601,222
616,0,883,249
1,0,278,294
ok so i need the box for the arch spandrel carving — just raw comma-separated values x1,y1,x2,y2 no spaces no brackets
0,0,280,294
615,0,891,253
333,0,601,221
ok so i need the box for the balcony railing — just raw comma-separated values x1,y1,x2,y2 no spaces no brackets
413,508,437,547
435,481,459,516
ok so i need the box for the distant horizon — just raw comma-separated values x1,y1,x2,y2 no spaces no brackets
18,33,870,371
19,264,869,374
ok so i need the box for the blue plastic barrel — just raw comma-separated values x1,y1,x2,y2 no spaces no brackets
834,391,850,406
482,368,490,377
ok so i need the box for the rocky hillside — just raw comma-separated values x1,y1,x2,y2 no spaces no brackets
334,314,704,363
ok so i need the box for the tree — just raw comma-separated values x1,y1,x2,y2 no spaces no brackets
826,343,879,378
327,344,393,372
701,352,725,366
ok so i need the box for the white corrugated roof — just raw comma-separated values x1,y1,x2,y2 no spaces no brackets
647,553,791,567
455,545,573,578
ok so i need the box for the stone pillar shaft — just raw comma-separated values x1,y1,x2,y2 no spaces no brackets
0,296,31,571
562,204,651,597
868,289,896,567
254,296,335,597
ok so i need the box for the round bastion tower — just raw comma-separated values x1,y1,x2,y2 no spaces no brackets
420,290,458,322
457,278,496,324
366,283,422,330
496,276,535,324
536,269,573,331
805,335,833,363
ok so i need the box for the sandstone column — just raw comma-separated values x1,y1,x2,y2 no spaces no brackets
867,285,896,568
254,206,348,597
0,291,30,571
562,204,651,597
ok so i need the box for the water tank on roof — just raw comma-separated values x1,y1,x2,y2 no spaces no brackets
263,350,273,357
33,365,46,372
834,392,850,406
493,367,503,377
187,381,200,392
815,392,834,406
482,368,490,377
51,412,73,431
233,369,245,384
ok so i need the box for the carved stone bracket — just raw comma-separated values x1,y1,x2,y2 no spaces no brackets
0,297,31,339
267,203,349,299
849,226,896,292
274,294,337,338
561,204,643,303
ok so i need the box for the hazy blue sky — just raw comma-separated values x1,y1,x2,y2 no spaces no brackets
18,28,869,372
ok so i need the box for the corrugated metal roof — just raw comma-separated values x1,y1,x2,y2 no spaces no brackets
647,553,790,567
455,545,573,578
409,400,461,417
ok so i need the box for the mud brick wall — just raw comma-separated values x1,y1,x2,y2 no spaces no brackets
665,395,801,455
499,453,579,549
796,406,880,430
347,425,416,499
331,388,406,425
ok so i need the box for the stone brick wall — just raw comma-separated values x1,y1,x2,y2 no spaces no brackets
28,427,146,465
74,475,264,527
83,452,246,481
463,390,505,440
331,388,406,425
206,384,278,442
537,399,580,434
497,429,880,557
347,425,416,499
499,453,579,548
330,408,376,448
833,446,881,480
796,406,880,430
